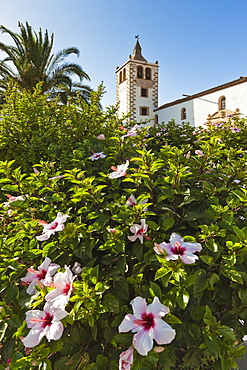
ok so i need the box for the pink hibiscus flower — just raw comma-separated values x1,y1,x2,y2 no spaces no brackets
126,195,148,210
122,125,139,138
20,257,60,295
36,212,68,241
89,151,106,161
22,302,67,348
97,134,105,140
128,219,148,244
119,296,175,356
154,232,202,264
119,346,134,370
109,160,129,179
45,266,76,309
3,194,25,207
195,150,204,156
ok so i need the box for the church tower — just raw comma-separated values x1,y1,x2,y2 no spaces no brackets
116,38,159,123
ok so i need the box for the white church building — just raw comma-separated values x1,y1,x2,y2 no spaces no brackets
116,39,247,127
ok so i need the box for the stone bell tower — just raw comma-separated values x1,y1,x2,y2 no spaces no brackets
116,37,159,123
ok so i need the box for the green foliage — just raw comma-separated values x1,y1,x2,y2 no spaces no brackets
0,83,122,171
0,93,247,369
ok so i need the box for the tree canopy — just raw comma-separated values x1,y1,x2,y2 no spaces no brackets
0,22,91,103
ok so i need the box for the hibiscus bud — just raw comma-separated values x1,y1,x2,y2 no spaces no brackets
97,134,105,140
37,280,45,290
33,167,39,174
107,228,117,233
185,151,191,158
195,150,204,156
71,262,82,274
153,346,165,353
154,242,165,255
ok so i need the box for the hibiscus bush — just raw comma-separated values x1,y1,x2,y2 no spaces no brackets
1,89,247,369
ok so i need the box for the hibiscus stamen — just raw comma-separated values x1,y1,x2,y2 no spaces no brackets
48,222,58,230
137,228,145,235
171,241,186,255
134,313,155,331
30,313,53,327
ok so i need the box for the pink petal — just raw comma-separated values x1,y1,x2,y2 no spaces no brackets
45,263,60,280
25,310,44,328
44,322,64,341
45,288,63,301
127,235,138,242
20,271,37,283
22,327,45,347
131,297,147,319
153,318,176,345
137,234,144,244
158,242,172,254
52,308,68,322
146,297,169,318
166,254,179,261
129,225,139,233
133,327,153,356
26,280,38,295
170,233,184,247
54,212,68,224
119,314,137,332
182,242,202,253
36,233,52,241
181,252,199,264
45,291,69,309
38,257,51,272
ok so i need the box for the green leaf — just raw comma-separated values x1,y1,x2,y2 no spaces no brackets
102,294,119,314
162,217,175,230
217,325,236,342
221,266,243,284
203,305,213,326
233,226,246,241
154,267,170,281
190,305,205,321
184,211,200,221
149,281,162,300
176,289,190,309
200,255,218,266
0,322,8,341
165,313,182,324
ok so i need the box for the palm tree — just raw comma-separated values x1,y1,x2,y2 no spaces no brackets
0,22,91,102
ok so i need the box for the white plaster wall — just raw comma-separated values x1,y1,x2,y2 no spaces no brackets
156,81,247,127
135,85,155,122
117,80,128,119
133,63,158,123
193,82,247,126
156,100,195,126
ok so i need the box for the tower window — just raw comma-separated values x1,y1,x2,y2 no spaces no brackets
119,71,122,84
145,68,151,80
137,66,143,78
181,107,186,120
123,68,126,81
140,107,149,116
219,96,226,110
141,88,148,97
154,114,158,124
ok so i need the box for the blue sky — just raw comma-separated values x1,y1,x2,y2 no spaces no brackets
1,0,247,108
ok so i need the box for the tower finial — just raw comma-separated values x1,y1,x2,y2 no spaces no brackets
132,37,147,62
